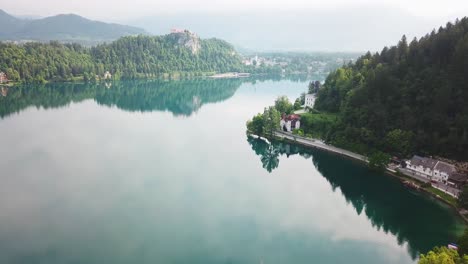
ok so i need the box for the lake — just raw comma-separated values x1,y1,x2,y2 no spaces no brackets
0,78,464,264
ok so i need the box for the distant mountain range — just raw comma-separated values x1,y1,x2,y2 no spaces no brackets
0,9,146,45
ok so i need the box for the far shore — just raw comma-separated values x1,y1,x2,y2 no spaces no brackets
209,72,251,79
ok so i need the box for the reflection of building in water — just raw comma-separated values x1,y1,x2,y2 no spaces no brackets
104,82,112,89
1,86,8,97
192,95,202,112
192,96,201,109
0,72,8,84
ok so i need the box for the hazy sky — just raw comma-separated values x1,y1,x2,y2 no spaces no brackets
1,0,467,21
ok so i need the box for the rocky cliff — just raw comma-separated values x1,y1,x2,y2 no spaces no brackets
170,30,201,54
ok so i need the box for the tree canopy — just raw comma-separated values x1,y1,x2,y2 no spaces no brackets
0,34,244,83
419,247,468,264
315,18,468,159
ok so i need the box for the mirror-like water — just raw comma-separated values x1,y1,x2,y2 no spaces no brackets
0,78,464,264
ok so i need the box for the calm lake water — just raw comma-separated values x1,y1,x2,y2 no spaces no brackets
0,78,465,264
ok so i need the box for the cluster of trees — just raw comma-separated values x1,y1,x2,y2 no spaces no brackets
246,106,281,138
246,96,296,137
0,41,94,83
247,95,339,140
419,230,468,264
91,35,244,79
419,247,468,264
0,34,245,83
314,17,468,159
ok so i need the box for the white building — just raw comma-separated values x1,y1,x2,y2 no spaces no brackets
433,161,457,183
305,94,315,108
406,155,456,183
0,72,8,83
280,114,301,132
406,155,437,178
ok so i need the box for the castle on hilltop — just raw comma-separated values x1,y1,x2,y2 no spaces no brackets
171,28,194,34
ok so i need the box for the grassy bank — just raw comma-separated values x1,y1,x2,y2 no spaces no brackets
392,172,458,206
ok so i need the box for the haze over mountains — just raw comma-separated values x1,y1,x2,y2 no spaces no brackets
0,9,146,45
128,6,463,52
0,6,464,52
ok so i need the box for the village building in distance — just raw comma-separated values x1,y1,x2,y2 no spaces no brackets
280,114,301,132
305,94,315,108
405,155,466,186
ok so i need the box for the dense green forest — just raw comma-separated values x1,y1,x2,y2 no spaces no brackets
314,17,468,160
0,33,245,83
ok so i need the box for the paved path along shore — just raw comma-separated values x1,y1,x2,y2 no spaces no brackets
274,131,368,163
274,130,461,198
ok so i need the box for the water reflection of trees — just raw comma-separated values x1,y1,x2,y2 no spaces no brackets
94,79,243,116
0,75,322,119
246,135,463,259
247,136,280,173
0,79,244,118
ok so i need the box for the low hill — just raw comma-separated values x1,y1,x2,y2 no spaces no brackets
0,32,243,82
314,17,468,159
0,10,146,44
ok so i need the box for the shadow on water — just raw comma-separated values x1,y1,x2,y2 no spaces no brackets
247,135,465,259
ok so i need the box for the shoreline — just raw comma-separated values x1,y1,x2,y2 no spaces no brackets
0,72,276,86
209,72,251,79
267,131,468,224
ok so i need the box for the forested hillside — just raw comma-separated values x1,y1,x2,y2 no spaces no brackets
314,17,468,159
91,35,243,78
0,33,243,82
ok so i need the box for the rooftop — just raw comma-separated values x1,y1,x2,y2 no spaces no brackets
409,155,438,170
449,172,468,182
282,114,300,121
434,161,457,175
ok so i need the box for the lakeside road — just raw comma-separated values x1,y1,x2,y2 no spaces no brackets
274,130,462,199
274,131,368,163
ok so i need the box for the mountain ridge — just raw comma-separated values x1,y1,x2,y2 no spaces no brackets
0,9,146,45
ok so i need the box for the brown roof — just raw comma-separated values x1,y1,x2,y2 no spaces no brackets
284,114,300,121
449,173,468,182
409,155,438,170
